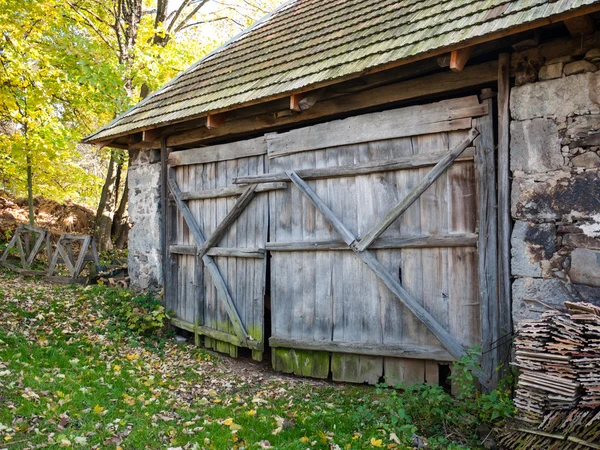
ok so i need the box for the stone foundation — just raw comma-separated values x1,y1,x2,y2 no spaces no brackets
510,58,600,327
127,149,162,291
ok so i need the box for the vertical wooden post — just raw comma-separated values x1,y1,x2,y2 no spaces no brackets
497,53,512,371
160,139,171,307
475,91,499,389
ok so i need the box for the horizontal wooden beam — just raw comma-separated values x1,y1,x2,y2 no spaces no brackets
179,182,287,201
168,135,267,166
266,97,485,158
450,46,475,72
266,234,477,252
234,148,474,184
564,15,595,37
269,337,454,361
289,93,305,112
206,113,227,129
171,317,263,351
170,245,265,258
142,128,161,142
141,61,498,150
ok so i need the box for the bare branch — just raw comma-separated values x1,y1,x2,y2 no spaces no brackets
173,0,209,34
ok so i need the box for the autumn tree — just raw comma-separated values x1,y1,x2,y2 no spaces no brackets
67,0,282,251
0,0,116,221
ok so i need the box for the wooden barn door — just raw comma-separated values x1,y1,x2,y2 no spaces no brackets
253,94,498,386
164,149,278,360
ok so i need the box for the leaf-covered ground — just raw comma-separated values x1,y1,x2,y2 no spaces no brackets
0,270,497,449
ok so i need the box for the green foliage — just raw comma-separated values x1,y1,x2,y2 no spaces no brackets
91,286,171,336
0,270,514,449
353,349,517,448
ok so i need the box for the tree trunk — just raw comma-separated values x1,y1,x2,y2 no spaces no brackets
95,151,118,252
112,174,129,249
26,151,34,227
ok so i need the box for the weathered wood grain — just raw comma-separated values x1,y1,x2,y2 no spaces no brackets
475,96,499,390
356,129,479,252
269,337,453,360
267,100,480,157
234,149,475,184
168,135,267,166
168,169,250,344
286,171,469,363
266,234,477,251
198,184,257,258
179,182,286,200
497,54,513,382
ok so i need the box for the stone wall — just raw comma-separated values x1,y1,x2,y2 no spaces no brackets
127,149,162,291
510,51,600,327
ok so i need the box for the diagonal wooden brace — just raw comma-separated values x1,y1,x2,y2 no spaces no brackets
286,170,490,388
355,128,479,252
167,168,250,345
197,184,257,258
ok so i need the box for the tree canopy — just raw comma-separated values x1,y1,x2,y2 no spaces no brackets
0,0,282,209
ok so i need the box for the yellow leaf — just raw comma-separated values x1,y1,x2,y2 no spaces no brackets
299,436,310,443
113,365,121,372
126,353,139,361
93,404,104,414
246,410,256,416
230,423,242,431
223,418,234,426
371,438,383,447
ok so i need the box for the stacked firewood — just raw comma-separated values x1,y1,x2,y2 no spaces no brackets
499,302,600,449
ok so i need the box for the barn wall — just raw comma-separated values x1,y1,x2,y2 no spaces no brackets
128,149,162,291
510,56,600,327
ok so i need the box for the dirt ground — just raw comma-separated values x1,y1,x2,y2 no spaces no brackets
0,191,95,240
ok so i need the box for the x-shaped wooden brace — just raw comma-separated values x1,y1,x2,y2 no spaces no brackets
167,168,256,348
1,225,50,271
285,128,489,387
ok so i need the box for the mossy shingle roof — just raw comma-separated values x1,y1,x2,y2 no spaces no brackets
87,0,600,142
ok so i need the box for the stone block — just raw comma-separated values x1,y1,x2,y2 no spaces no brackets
512,277,600,327
510,119,562,173
563,60,597,76
569,248,600,287
538,62,563,80
548,55,573,64
572,152,600,168
585,48,600,62
512,170,600,221
563,233,600,250
511,221,557,277
511,72,600,121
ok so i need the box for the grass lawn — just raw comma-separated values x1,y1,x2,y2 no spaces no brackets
0,269,512,449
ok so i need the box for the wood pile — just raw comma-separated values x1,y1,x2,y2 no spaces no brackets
499,302,600,449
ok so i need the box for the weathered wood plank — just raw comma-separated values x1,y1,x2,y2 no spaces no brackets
167,169,250,344
155,62,498,149
269,337,453,360
497,54,512,381
266,234,477,251
198,185,257,258
356,129,479,252
475,96,499,389
179,182,287,200
169,245,265,258
286,170,470,364
267,100,483,158
73,236,92,276
171,317,262,351
234,149,475,184
168,135,267,166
